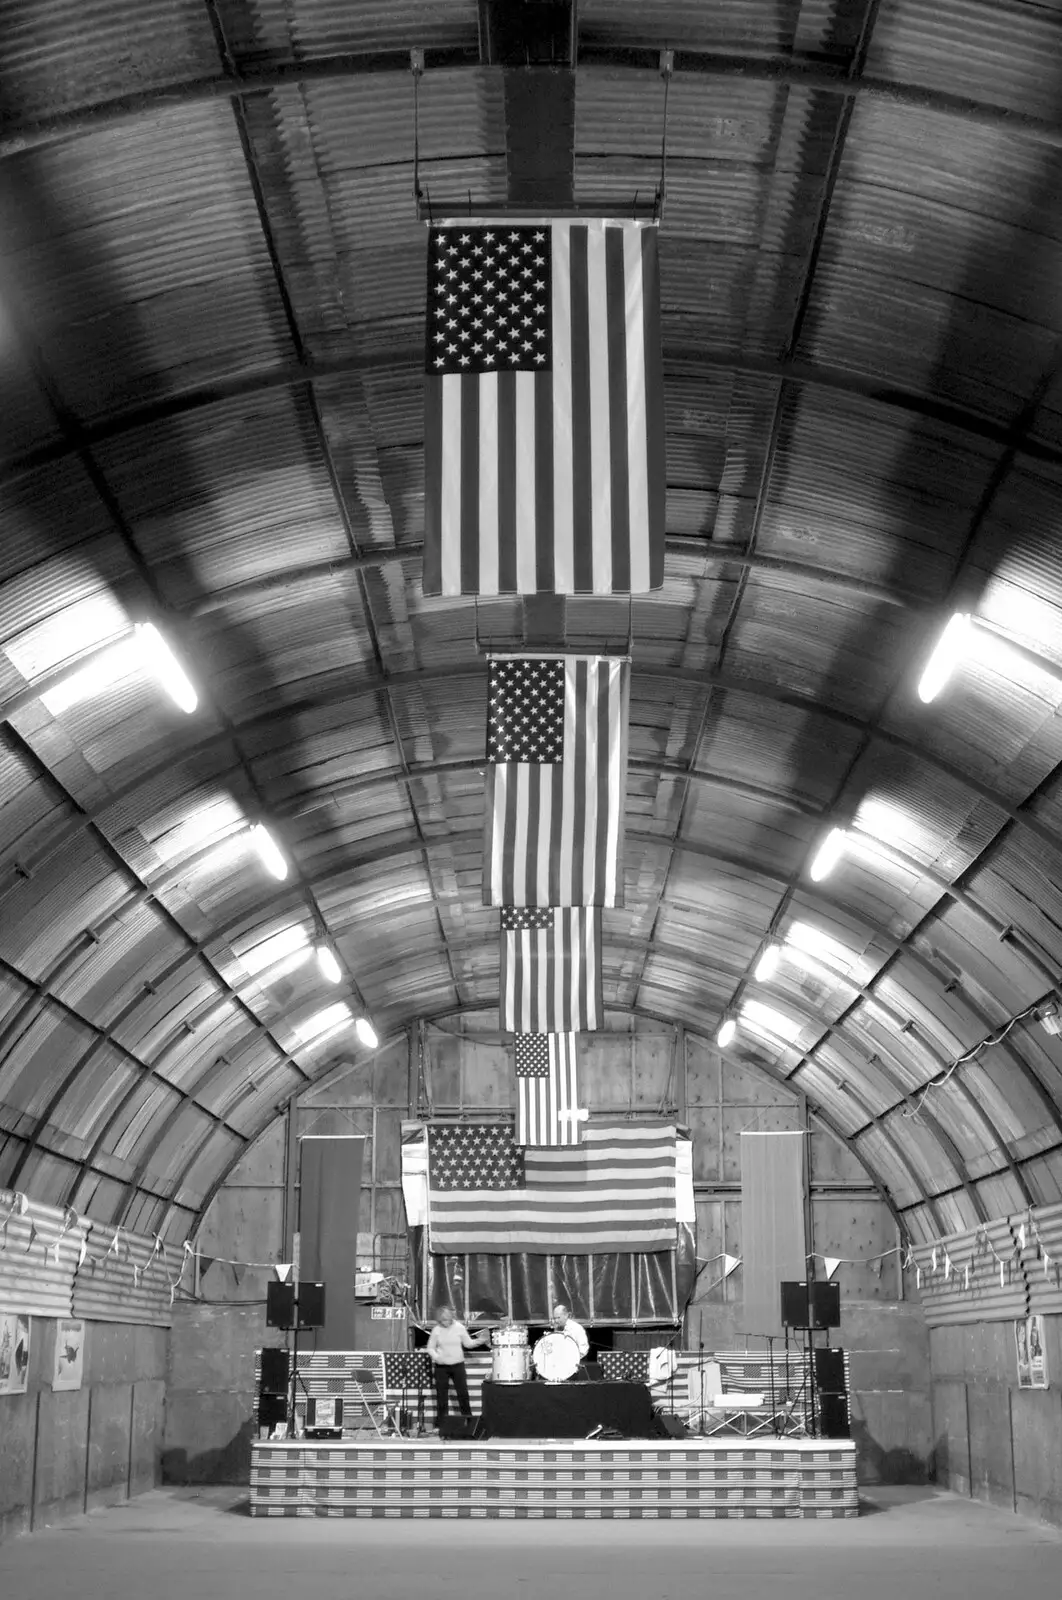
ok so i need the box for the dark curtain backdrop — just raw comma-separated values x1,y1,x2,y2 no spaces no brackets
739,1130,808,1337
299,1135,365,1349
410,1224,695,1325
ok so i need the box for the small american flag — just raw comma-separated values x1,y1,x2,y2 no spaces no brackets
500,906,602,1032
514,1033,583,1148
425,1120,678,1255
422,219,665,596
485,655,628,908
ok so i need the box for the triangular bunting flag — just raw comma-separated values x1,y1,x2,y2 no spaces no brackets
722,1254,740,1278
274,1263,293,1284
823,1257,841,1280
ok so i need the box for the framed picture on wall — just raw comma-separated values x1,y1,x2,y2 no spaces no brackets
52,1318,85,1392
0,1312,31,1395
1015,1314,1048,1388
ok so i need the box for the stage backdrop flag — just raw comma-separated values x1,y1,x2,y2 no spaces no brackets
425,1119,676,1255
422,218,665,597
514,1032,582,1148
739,1130,808,1337
299,1135,365,1349
485,655,629,908
501,906,602,1032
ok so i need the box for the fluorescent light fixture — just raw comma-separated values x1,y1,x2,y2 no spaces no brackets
917,612,972,704
295,1002,351,1044
809,827,847,883
740,999,802,1045
250,824,288,880
786,921,856,976
316,944,342,984
355,1017,379,1050
754,944,781,982
134,622,197,713
716,1017,736,1049
40,637,141,714
241,925,311,977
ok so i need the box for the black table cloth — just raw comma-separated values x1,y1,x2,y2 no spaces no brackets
480,1379,654,1439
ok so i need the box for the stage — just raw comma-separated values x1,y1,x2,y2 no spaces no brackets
249,1436,858,1519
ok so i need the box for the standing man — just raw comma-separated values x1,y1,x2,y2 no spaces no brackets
551,1303,590,1361
426,1305,488,1428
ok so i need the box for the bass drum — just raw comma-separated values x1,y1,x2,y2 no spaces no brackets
492,1344,531,1383
532,1332,580,1383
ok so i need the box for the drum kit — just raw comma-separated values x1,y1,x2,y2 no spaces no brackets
490,1321,580,1384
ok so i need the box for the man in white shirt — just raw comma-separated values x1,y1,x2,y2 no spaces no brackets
425,1305,488,1426
551,1303,590,1361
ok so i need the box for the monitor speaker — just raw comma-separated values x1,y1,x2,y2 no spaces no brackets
780,1281,809,1328
809,1280,841,1328
813,1347,845,1393
260,1347,289,1394
818,1391,850,1438
265,1280,326,1329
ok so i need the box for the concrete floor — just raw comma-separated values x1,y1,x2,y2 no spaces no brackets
0,1487,1058,1600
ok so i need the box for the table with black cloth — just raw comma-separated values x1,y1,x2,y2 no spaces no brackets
480,1379,654,1438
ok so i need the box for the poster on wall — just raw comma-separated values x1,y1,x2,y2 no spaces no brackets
1015,1314,1048,1388
51,1318,85,1392
0,1312,31,1395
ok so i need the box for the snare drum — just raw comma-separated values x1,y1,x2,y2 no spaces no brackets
531,1332,580,1383
492,1344,531,1383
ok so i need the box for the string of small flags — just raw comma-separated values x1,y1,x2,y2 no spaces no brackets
0,1191,191,1305
913,1210,1061,1294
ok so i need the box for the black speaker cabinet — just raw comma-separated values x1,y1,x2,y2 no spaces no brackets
780,1281,810,1328
813,1347,845,1393
257,1392,288,1428
809,1280,841,1329
260,1347,289,1394
818,1391,850,1438
265,1280,326,1329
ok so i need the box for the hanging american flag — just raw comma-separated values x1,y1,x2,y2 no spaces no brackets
422,1120,678,1255
514,1033,583,1148
485,655,629,908
422,219,665,597
500,907,602,1032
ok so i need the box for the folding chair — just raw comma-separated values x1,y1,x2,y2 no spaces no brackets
350,1365,395,1437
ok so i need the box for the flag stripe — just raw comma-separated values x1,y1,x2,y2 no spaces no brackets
515,372,536,592
624,225,648,593
569,225,594,594
479,371,499,593
606,224,631,593
440,375,462,594
587,224,612,593
460,375,480,594
533,370,554,592
497,370,518,593
552,224,574,593
642,226,667,588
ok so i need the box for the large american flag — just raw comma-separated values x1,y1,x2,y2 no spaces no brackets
484,655,629,908
425,1120,678,1255
422,219,665,596
514,1033,583,1148
500,907,602,1032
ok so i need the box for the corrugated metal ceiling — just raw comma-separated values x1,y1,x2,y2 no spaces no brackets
3,0,1062,1245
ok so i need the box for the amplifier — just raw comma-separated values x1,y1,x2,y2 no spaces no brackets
813,1348,845,1393
818,1392,850,1439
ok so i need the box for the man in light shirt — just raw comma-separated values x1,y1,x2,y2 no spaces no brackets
551,1303,590,1360
425,1305,488,1427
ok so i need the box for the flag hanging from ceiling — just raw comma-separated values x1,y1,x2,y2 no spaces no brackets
500,907,602,1032
422,218,665,596
514,1032,583,1148
419,1120,678,1255
485,655,628,908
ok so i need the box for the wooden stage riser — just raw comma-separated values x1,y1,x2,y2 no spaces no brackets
251,1506,858,1520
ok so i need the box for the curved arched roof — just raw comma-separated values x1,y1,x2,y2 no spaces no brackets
3,0,1062,1246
